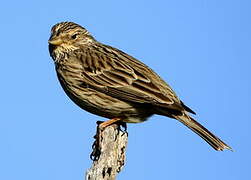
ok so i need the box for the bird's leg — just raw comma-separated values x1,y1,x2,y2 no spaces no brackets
90,118,122,161
99,118,121,130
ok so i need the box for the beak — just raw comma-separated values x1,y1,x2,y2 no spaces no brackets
48,38,63,46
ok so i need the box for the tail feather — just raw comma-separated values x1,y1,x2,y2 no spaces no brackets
174,113,232,151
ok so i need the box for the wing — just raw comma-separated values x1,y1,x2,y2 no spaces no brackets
77,44,186,112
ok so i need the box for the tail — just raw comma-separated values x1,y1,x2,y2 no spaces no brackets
173,113,232,151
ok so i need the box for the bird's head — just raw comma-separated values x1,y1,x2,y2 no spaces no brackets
48,22,95,60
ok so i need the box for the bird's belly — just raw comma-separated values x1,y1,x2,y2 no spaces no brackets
61,83,152,122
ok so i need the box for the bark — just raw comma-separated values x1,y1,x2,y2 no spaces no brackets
86,124,128,180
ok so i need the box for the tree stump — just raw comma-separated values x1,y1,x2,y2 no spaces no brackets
86,123,128,180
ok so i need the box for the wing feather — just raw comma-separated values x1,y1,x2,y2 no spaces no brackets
78,44,184,110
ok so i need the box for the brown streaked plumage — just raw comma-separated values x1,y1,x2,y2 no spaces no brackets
48,22,231,151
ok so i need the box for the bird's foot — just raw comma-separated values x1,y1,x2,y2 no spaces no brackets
117,121,127,136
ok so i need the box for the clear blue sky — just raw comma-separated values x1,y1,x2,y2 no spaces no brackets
0,0,250,179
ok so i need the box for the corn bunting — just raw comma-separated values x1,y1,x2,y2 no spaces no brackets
48,22,231,151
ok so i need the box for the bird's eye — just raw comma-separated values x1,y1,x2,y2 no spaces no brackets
71,34,78,39
56,31,60,36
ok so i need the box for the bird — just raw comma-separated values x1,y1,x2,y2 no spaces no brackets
48,21,231,151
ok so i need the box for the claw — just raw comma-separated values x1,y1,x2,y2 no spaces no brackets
116,121,128,137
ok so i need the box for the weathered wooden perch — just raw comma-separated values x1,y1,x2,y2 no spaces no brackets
86,123,128,180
